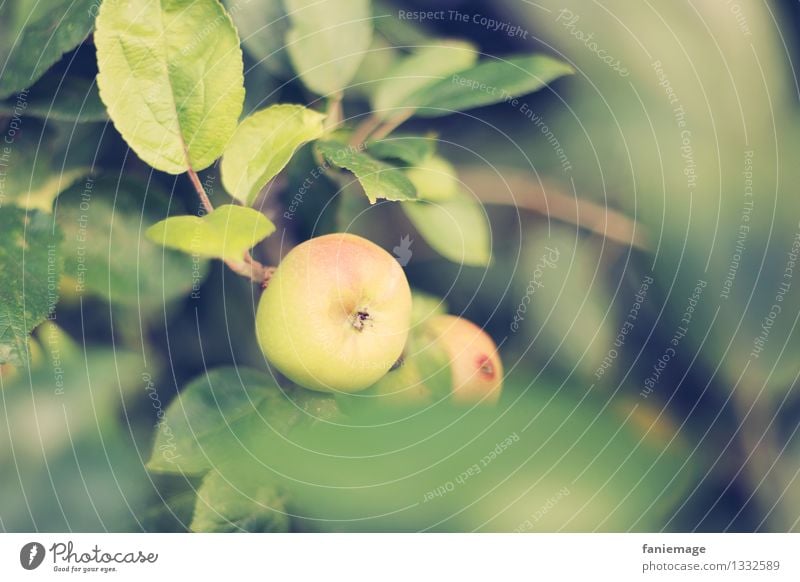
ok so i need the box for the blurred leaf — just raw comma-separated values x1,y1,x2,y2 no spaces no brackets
409,54,573,118
284,0,372,95
227,380,698,531
148,367,297,475
317,140,416,203
225,0,292,76
0,72,106,122
221,104,325,205
94,0,245,173
0,0,96,98
0,121,94,212
372,1,432,46
349,36,398,98
406,155,459,202
520,229,613,382
372,40,477,119
191,469,290,532
0,209,61,366
0,346,153,530
367,135,435,166
145,205,275,262
402,191,491,266
57,177,208,308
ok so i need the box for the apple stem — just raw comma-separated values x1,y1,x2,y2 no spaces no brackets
185,168,276,285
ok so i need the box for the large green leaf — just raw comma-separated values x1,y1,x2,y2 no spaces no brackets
0,209,62,365
409,54,574,118
284,0,372,95
221,104,325,205
94,0,245,174
191,469,290,532
222,381,698,531
316,140,416,203
0,71,106,123
146,205,275,262
372,40,477,119
147,367,327,475
0,120,93,213
0,0,96,99
56,177,208,308
402,191,491,266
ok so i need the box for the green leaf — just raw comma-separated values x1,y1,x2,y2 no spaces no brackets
191,469,290,532
366,135,435,166
406,156,459,202
0,209,62,365
221,104,325,205
0,120,93,213
56,177,208,308
230,383,699,531
409,54,574,118
316,141,416,203
145,205,275,262
402,191,491,266
284,0,373,95
0,72,106,123
94,0,245,174
224,0,292,76
0,0,96,99
147,367,301,475
372,40,477,119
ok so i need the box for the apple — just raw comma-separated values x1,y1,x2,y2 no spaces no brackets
336,330,452,412
256,233,412,393
426,315,503,404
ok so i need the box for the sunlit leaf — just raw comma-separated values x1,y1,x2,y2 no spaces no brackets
221,104,325,205
145,205,275,262
95,0,245,173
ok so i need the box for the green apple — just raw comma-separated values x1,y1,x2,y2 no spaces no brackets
336,329,452,412
427,315,504,404
256,233,412,393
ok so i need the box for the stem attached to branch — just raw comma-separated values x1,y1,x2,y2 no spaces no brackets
185,168,274,285
369,110,414,142
349,113,382,145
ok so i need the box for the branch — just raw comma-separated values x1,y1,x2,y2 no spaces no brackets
458,167,648,251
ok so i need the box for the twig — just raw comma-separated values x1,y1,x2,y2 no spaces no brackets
325,92,344,131
185,169,273,284
187,168,214,214
369,110,414,142
458,167,648,251
349,113,382,145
